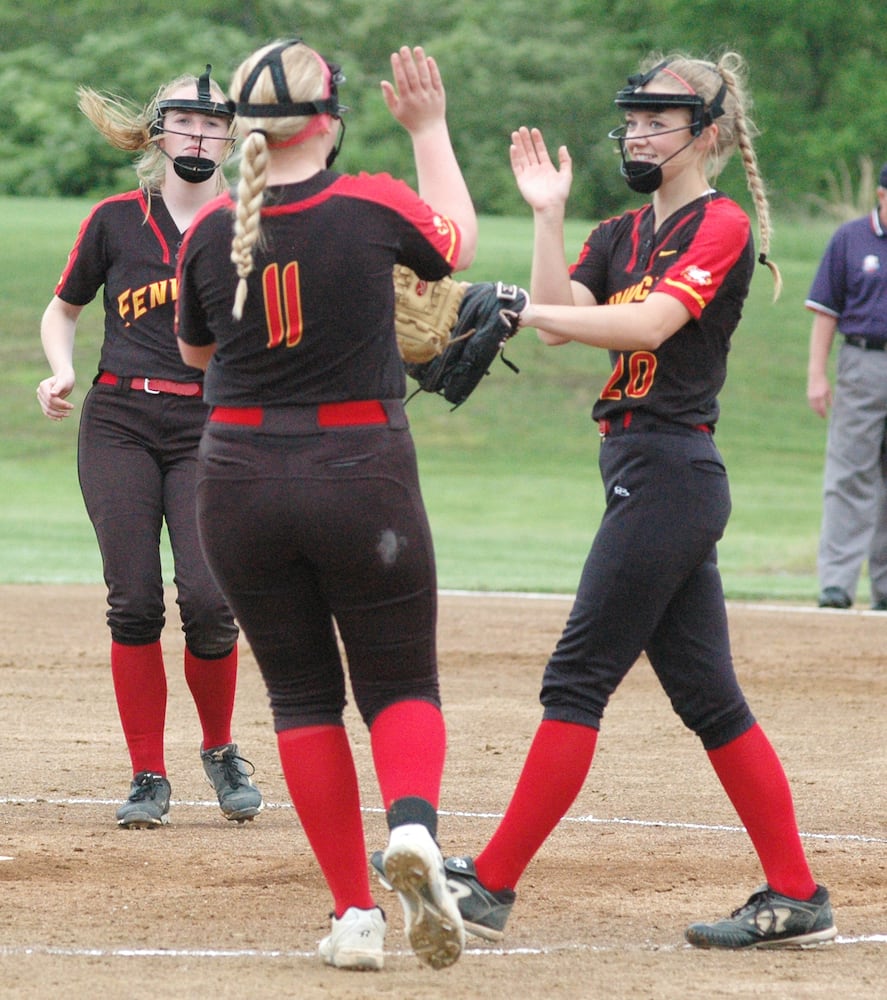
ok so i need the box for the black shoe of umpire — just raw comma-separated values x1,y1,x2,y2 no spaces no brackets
818,587,851,609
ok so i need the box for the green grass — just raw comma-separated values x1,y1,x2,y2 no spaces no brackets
0,197,838,598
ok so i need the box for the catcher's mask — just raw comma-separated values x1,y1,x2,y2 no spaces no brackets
151,64,234,183
608,60,727,194
229,38,348,168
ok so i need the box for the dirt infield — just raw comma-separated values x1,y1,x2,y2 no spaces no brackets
0,584,884,999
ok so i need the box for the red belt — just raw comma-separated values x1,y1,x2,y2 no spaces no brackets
209,399,389,428
598,412,712,437
98,371,202,397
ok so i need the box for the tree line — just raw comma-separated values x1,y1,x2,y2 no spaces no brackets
1,0,884,220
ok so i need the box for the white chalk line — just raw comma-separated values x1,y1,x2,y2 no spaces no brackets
2,796,884,846
1,795,883,960
0,936,883,962
442,589,887,617
3,594,882,962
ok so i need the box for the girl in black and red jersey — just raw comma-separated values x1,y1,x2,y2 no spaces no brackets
439,53,837,951
176,40,477,971
37,66,264,830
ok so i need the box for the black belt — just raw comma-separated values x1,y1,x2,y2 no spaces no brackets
845,336,887,352
207,399,408,434
210,400,388,428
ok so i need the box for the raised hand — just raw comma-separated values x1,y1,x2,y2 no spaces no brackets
509,126,573,212
381,46,446,135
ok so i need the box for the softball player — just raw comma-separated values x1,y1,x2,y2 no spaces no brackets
37,66,263,829
439,52,837,950
176,40,477,971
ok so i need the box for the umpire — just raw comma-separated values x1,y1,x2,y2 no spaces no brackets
805,161,887,610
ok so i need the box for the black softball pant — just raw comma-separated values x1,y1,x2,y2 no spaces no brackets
194,417,440,732
77,384,237,655
540,429,756,750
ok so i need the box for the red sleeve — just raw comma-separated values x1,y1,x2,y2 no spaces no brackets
656,199,750,318
284,172,462,271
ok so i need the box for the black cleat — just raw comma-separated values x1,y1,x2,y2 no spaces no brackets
685,884,837,949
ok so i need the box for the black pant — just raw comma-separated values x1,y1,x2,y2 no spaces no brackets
78,384,237,654
195,418,440,731
540,429,755,750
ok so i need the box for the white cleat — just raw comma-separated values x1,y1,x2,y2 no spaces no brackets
382,823,465,969
318,906,386,971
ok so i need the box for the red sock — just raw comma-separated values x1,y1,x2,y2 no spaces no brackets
707,723,816,900
110,640,167,775
277,726,374,916
184,646,237,750
369,700,446,810
476,719,598,891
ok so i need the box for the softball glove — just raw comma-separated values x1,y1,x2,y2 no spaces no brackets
403,277,528,408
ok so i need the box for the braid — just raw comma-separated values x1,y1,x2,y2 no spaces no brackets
716,55,783,300
230,131,270,320
654,52,783,300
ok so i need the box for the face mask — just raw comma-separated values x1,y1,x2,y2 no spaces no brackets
152,65,233,184
610,60,727,193
609,125,697,194
157,135,229,184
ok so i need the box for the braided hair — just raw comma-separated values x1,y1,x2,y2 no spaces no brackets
227,41,333,319
640,51,782,299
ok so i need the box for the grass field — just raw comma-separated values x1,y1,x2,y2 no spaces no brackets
0,197,840,599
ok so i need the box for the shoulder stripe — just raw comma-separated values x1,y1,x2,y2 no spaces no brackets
260,173,461,265
55,190,148,294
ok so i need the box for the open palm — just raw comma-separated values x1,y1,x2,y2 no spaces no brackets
509,126,573,211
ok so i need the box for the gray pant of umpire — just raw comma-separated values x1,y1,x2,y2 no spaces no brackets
819,340,887,604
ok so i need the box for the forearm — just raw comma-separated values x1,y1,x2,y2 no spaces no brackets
529,207,574,305
411,122,477,269
40,298,79,374
806,310,837,417
37,297,81,419
807,311,837,378
525,292,689,351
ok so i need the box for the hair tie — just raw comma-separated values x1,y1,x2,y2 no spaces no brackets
758,252,768,265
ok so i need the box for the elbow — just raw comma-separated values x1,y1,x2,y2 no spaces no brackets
636,295,688,350
453,232,478,272
643,325,672,350
177,339,207,372
537,328,570,346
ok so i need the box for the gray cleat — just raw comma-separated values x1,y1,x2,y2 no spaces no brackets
201,742,264,822
116,771,171,829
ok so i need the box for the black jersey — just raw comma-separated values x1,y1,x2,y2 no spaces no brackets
570,192,754,428
176,169,462,406
55,189,203,382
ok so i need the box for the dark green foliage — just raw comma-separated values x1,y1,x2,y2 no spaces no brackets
1,2,884,216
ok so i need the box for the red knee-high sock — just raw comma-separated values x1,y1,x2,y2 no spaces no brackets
184,645,237,750
110,640,167,776
277,725,374,917
707,723,816,900
369,700,446,810
476,719,598,892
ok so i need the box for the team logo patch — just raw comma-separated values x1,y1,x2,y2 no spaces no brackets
862,254,880,274
680,264,712,286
